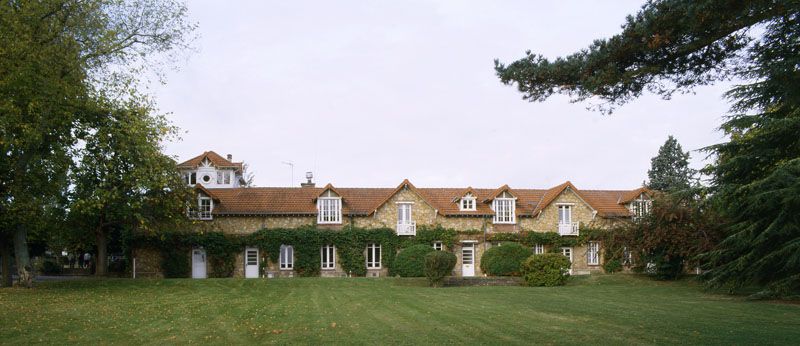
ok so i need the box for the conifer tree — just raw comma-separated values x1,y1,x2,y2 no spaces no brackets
647,136,695,192
495,0,800,297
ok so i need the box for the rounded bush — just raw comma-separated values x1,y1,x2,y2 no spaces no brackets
603,259,622,273
480,242,531,276
393,244,435,277
424,251,457,287
521,253,571,286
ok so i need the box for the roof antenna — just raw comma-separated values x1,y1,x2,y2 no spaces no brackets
281,161,294,186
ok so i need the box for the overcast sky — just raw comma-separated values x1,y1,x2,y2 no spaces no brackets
154,0,731,190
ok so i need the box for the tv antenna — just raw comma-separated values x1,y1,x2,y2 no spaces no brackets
281,161,294,186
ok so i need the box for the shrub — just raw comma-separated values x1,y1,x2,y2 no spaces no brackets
424,251,456,287
603,259,622,273
393,244,435,277
41,259,62,275
162,249,190,278
521,253,571,287
480,242,531,276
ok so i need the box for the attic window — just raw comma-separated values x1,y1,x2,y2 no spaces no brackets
492,193,516,224
631,194,652,221
460,193,476,211
317,190,342,224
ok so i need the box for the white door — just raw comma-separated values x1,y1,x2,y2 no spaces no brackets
192,248,207,279
462,244,475,277
245,247,259,278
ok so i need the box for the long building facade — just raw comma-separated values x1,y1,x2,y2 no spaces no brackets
135,151,652,279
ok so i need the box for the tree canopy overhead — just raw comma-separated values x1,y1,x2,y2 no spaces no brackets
495,0,792,110
495,0,800,297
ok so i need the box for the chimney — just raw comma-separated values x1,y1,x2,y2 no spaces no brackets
226,154,232,161
301,171,315,188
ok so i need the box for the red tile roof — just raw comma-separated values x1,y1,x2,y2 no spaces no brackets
200,180,638,218
177,151,243,171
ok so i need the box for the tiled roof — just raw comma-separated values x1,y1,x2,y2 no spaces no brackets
177,151,243,171
201,180,639,218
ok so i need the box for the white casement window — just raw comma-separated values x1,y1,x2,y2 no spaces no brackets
366,243,381,269
216,171,224,184
195,197,212,220
224,171,231,185
433,241,443,251
533,244,544,255
587,241,600,265
561,247,573,263
558,205,572,225
460,194,476,211
623,246,634,266
321,245,336,269
317,192,342,224
184,172,197,185
279,245,294,270
492,194,516,224
398,203,412,224
631,195,652,221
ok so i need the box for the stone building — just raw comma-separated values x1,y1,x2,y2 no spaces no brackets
137,151,652,279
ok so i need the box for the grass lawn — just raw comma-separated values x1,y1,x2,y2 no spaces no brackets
1,275,798,345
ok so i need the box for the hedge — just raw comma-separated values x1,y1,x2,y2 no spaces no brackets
521,253,571,286
480,242,531,276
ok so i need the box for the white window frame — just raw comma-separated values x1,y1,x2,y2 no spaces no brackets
492,195,516,224
317,195,342,224
189,196,212,220
321,245,336,270
533,244,544,255
366,243,381,269
224,171,231,185
397,202,412,224
561,247,573,263
631,195,652,221
558,204,572,225
587,241,600,265
460,194,476,211
623,246,634,266
279,245,294,270
216,171,224,184
433,241,443,251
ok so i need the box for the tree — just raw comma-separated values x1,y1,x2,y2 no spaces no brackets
0,0,194,286
647,136,696,192
68,98,192,276
495,1,799,296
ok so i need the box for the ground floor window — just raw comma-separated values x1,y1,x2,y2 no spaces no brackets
366,243,381,269
623,246,634,266
587,241,600,265
321,245,335,270
280,245,294,270
433,241,443,251
561,247,573,263
533,244,544,254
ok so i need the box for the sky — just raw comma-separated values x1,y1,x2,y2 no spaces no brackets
154,0,732,190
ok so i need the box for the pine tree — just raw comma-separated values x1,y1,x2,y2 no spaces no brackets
494,1,800,297
647,136,695,192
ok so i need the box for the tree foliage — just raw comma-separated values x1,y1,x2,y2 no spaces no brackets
647,136,696,192
0,0,194,286
495,0,800,297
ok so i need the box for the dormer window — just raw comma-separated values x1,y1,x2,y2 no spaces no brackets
189,195,213,220
317,190,342,224
631,194,652,221
492,192,516,224
460,193,476,211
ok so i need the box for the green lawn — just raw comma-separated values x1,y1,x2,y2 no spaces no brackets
1,275,798,345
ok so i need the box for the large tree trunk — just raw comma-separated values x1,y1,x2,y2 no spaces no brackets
1,236,12,287
13,225,33,288
95,226,108,276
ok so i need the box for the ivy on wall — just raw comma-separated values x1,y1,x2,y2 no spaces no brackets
134,231,242,278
